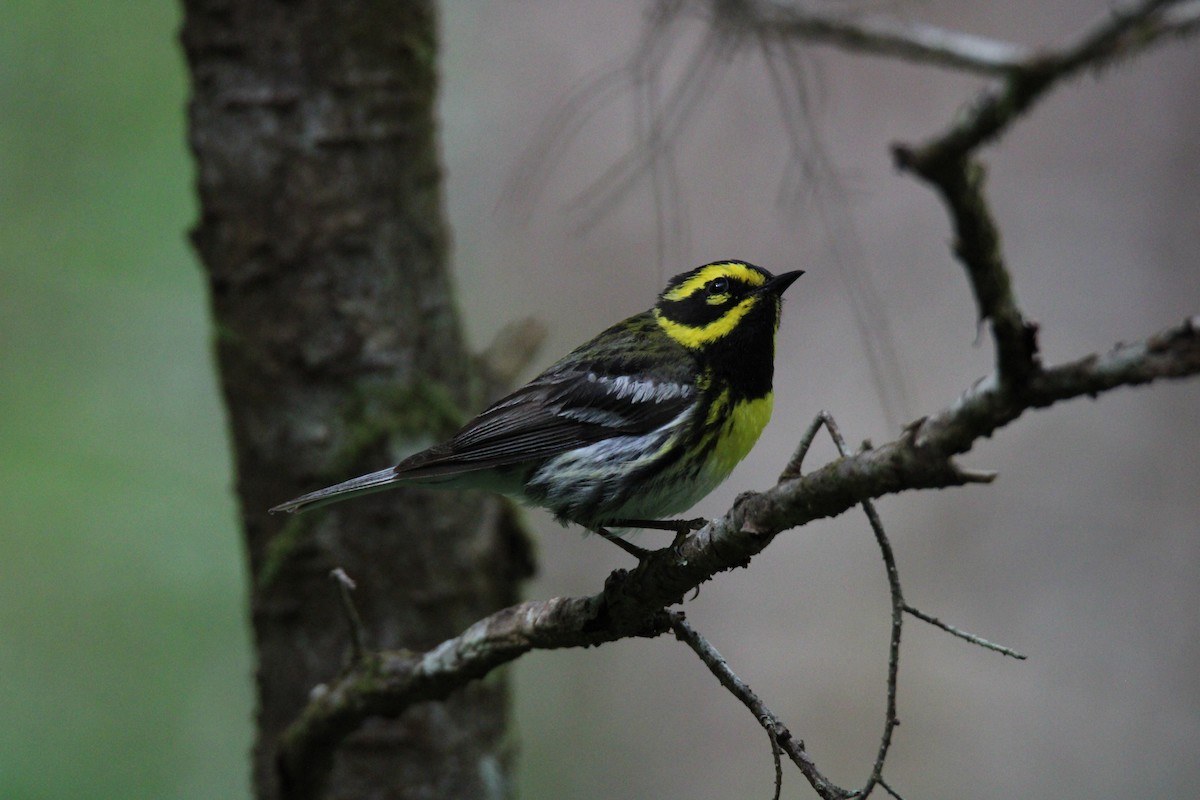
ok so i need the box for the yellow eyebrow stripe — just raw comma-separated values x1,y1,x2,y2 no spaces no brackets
661,262,765,302
654,297,758,349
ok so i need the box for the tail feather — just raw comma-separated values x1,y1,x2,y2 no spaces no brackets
269,466,403,514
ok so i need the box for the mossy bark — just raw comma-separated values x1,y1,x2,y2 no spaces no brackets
181,2,530,797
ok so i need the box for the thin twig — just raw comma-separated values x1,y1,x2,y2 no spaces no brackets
767,724,783,800
878,776,906,800
717,0,1031,75
330,567,366,663
670,612,852,800
811,414,903,799
778,410,828,481
894,0,1196,168
904,604,1027,660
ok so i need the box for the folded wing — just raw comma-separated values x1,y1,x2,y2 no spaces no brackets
393,369,696,479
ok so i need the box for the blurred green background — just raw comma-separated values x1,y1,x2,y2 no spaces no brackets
1,3,252,798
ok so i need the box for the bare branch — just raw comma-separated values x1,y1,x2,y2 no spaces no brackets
811,412,903,800
670,613,852,800
778,410,828,481
904,604,1027,660
688,411,1014,798
276,316,1200,796
726,0,1200,78
885,3,1200,391
719,0,1031,74
277,593,672,799
329,568,367,664
892,152,1039,389
879,777,907,800
894,0,1198,169
768,726,784,800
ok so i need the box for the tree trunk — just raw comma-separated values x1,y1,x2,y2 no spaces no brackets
181,2,531,797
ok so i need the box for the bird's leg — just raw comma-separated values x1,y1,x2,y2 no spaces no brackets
608,517,707,550
595,527,653,560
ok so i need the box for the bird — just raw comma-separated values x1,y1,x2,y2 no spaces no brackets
270,260,802,557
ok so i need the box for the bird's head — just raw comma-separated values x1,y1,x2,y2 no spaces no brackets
653,260,803,351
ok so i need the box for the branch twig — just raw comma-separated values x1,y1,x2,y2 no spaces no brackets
329,568,367,664
819,415,902,799
718,0,1031,75
893,0,1199,169
888,1,1197,388
904,604,1027,660
276,316,1200,797
670,613,851,800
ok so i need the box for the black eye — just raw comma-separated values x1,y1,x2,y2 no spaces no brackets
706,277,729,295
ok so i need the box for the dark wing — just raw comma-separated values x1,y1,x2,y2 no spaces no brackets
393,312,698,479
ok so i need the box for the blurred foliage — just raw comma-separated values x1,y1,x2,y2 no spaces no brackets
0,3,252,798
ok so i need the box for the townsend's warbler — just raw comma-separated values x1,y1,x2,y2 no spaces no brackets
271,260,801,553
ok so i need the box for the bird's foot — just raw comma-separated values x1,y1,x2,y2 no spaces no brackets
595,527,654,561
603,517,708,555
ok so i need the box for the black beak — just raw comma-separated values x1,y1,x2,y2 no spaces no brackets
761,270,804,296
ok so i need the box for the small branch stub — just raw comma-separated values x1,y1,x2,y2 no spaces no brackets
330,567,367,664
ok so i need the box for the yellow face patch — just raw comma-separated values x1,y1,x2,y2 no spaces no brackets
654,297,761,349
661,262,766,303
